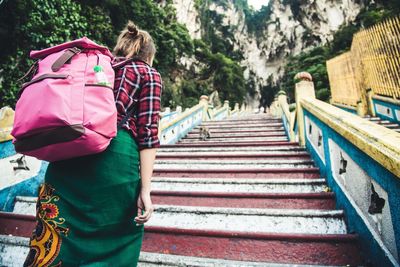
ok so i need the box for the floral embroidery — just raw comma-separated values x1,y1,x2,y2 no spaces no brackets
24,183,69,267
41,203,59,219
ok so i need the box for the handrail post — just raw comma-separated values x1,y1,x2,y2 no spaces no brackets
199,95,209,121
278,91,295,141
366,88,376,117
223,100,229,109
0,107,14,143
295,72,315,147
223,100,229,116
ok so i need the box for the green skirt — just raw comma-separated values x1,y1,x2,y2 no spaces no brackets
24,129,144,267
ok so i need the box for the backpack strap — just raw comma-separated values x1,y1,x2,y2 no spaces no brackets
113,57,137,129
52,47,81,72
112,57,134,69
117,104,137,129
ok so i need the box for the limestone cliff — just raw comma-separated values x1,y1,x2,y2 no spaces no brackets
172,0,363,107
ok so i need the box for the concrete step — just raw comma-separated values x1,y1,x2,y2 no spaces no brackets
0,234,360,267
178,137,289,143
152,191,336,210
157,145,306,153
185,132,286,138
153,168,320,179
193,128,285,133
161,141,298,148
151,178,327,193
0,235,30,267
147,205,347,235
10,203,346,235
13,196,37,215
156,151,311,160
154,159,315,169
138,252,332,267
13,189,336,215
141,228,362,266
193,123,283,129
199,120,281,126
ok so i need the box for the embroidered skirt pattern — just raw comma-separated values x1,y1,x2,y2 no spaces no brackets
24,129,144,266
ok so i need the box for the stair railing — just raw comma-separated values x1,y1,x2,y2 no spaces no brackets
274,71,400,267
158,95,243,145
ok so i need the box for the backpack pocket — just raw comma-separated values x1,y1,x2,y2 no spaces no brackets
19,74,69,97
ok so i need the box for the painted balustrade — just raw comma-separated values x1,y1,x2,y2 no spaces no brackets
273,72,400,266
158,96,240,145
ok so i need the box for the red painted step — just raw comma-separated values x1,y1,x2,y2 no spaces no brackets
194,124,283,129
161,141,297,148
156,152,311,160
153,167,321,179
183,133,287,139
152,191,336,209
199,129,285,134
202,119,282,123
0,212,35,237
142,227,363,266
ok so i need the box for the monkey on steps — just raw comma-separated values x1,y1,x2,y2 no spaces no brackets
199,126,211,141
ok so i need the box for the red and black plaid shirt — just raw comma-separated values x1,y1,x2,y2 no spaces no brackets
113,57,162,150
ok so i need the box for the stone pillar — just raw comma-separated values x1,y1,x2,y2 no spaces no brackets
176,105,182,113
199,95,209,121
0,107,15,143
234,102,239,111
366,88,376,117
295,72,315,147
277,92,288,107
223,100,229,108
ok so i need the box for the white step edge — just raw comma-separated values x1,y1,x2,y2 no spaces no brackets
158,147,303,152
147,205,347,235
153,163,314,170
138,251,335,267
156,151,306,156
179,137,288,142
0,235,342,267
151,178,326,193
155,159,312,164
0,235,29,267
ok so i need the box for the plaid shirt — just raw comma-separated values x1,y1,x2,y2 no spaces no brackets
113,57,162,150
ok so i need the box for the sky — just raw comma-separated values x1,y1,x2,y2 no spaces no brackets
247,0,270,10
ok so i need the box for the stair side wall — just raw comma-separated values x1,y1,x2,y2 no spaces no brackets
301,108,400,266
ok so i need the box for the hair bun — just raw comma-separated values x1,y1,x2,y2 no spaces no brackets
127,21,139,37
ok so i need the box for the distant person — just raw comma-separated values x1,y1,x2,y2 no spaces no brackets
24,21,162,266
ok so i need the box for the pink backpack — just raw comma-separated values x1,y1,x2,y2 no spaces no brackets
11,37,121,162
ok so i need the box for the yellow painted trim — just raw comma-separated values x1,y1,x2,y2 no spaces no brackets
160,104,204,132
372,95,400,106
0,107,14,143
332,102,357,111
301,98,400,178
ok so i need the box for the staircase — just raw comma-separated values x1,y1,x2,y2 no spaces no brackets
0,113,364,266
364,115,400,133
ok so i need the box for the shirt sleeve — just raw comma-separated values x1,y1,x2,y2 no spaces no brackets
136,67,163,150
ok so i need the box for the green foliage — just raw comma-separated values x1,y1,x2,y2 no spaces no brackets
281,46,330,102
0,0,196,108
191,0,247,108
0,0,92,107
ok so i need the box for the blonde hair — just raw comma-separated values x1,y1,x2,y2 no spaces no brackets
113,21,156,63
